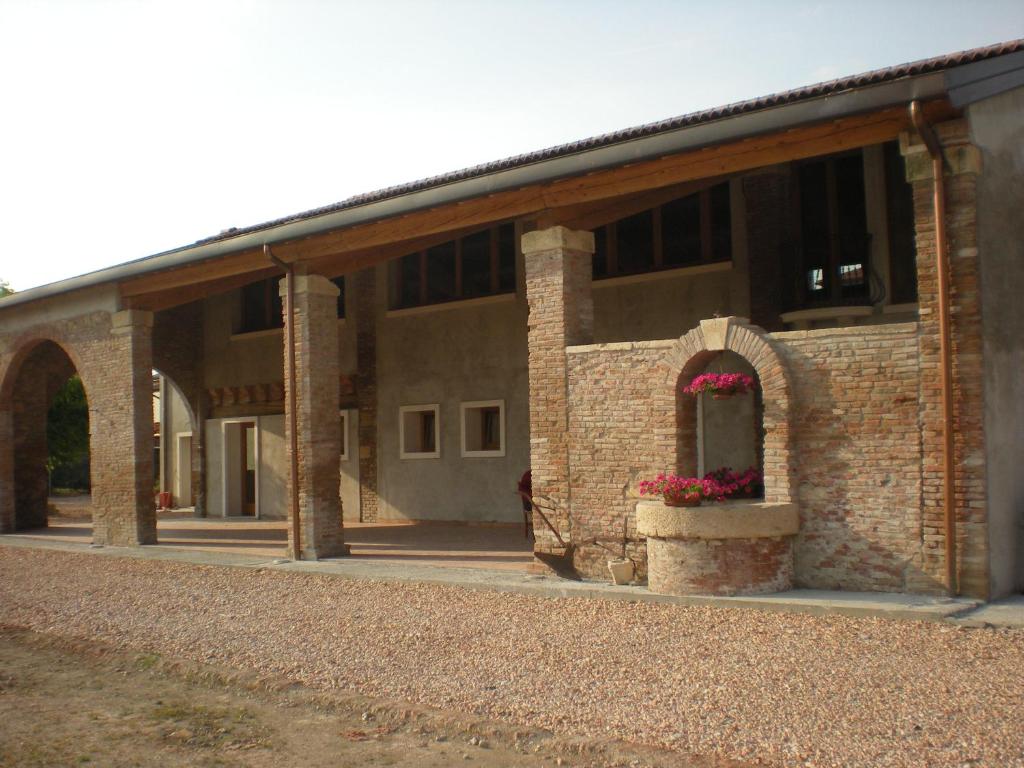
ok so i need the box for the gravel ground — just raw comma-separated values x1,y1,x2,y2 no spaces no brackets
1,548,1022,767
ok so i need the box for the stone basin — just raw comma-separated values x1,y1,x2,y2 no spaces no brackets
636,498,799,596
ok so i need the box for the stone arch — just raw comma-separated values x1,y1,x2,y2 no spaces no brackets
0,333,92,532
661,317,794,503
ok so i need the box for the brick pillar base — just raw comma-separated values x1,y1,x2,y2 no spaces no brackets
522,226,595,556
282,274,349,559
92,310,157,546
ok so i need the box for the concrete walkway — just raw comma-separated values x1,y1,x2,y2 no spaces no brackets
3,531,1017,627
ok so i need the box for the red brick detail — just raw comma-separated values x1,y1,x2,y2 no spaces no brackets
281,275,348,559
647,535,794,596
903,120,988,598
523,228,595,555
353,268,379,523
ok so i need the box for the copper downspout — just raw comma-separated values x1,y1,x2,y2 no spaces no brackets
909,101,957,595
265,245,302,560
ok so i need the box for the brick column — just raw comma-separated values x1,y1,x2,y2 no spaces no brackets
742,164,793,331
91,310,157,546
0,407,12,533
522,226,594,553
281,273,349,559
901,120,987,598
354,268,379,522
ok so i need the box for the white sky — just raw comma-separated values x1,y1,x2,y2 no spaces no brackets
0,0,1021,292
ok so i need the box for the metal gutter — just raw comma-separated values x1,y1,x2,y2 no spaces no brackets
1,52,1015,314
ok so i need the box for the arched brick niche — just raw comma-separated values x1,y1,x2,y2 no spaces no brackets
661,317,794,504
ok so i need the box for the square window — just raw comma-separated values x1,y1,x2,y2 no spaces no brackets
399,404,441,459
460,400,505,457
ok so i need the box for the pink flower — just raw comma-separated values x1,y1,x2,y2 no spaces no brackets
682,372,756,397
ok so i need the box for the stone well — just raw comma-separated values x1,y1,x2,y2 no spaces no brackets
636,499,799,596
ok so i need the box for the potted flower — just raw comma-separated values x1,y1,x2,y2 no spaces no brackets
703,466,764,499
639,472,709,507
682,372,756,399
605,513,635,585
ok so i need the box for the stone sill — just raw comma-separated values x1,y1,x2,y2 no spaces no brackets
780,305,874,325
636,499,798,539
230,318,346,342
771,321,918,341
882,302,919,315
385,292,515,319
593,260,731,289
568,339,677,355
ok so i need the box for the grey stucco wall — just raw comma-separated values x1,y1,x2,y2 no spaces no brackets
375,264,530,523
161,378,194,506
593,267,737,343
969,86,1024,597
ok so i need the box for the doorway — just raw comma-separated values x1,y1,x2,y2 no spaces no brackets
222,419,259,517
175,433,193,508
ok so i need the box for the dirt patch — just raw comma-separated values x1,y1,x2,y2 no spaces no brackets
0,628,716,768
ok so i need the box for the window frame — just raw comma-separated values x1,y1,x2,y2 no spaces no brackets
788,149,873,311
593,181,732,280
460,399,506,458
389,224,516,310
399,404,441,460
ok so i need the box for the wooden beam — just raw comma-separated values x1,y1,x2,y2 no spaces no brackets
121,101,954,308
536,177,725,232
124,265,281,312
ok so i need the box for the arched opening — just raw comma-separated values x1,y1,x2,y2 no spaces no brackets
152,370,199,515
691,351,763,497
665,318,793,504
675,350,764,499
4,340,91,531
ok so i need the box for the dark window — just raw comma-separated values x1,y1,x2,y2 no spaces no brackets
390,224,517,309
240,278,283,333
592,181,732,279
425,240,457,304
884,141,918,303
420,411,436,453
616,210,655,275
497,223,516,293
481,407,501,451
461,230,491,298
662,193,701,266
332,276,346,319
787,150,874,310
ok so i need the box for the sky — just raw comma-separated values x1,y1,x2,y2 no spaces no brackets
0,0,1021,292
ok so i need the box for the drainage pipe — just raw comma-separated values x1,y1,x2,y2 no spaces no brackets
909,101,957,595
265,245,302,560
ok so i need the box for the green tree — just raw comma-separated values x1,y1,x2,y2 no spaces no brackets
0,279,13,297
47,375,90,490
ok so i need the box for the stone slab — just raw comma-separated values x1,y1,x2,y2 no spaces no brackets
636,499,799,539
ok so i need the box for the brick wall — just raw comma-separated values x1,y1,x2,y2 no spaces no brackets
777,324,923,591
566,321,937,592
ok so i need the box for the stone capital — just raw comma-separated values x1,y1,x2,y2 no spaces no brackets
110,309,153,334
699,316,750,351
279,274,340,298
521,226,595,257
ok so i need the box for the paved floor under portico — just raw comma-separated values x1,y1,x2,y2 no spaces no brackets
18,507,535,572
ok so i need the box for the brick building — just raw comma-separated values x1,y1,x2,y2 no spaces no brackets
1,41,1022,599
